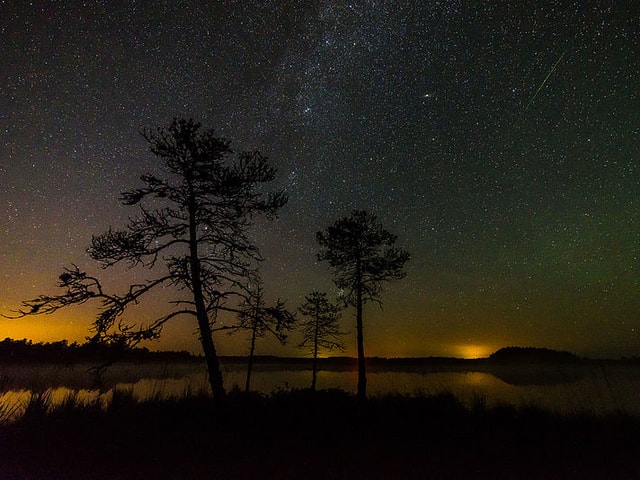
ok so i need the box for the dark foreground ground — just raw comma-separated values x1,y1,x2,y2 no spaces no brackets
1,389,639,480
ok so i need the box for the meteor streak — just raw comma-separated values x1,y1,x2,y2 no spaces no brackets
524,46,569,112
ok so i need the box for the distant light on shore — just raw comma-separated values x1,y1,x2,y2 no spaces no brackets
455,344,493,359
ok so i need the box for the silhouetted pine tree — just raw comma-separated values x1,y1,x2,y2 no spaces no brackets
298,291,345,390
8,119,287,404
237,282,295,392
317,210,409,399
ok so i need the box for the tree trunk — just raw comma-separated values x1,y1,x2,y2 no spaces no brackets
311,310,319,390
246,319,258,392
196,302,227,403
188,179,226,405
356,261,366,400
311,354,318,391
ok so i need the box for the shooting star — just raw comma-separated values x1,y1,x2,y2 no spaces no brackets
524,46,569,112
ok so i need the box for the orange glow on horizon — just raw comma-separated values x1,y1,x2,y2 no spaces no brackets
0,317,89,344
455,344,493,359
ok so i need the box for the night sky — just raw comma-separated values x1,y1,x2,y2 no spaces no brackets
1,2,639,359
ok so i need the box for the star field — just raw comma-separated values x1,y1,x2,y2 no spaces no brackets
1,1,639,358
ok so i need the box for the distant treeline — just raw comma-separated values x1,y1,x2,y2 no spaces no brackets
488,346,579,363
488,346,640,365
1,339,638,366
0,338,197,364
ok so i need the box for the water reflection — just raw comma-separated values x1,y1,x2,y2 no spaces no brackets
1,362,639,422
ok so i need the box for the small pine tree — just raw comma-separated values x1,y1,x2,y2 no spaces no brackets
298,291,345,390
237,282,295,392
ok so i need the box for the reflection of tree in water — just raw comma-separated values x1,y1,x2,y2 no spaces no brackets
489,365,587,386
487,347,585,385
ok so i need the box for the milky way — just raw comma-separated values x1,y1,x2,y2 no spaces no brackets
1,2,639,358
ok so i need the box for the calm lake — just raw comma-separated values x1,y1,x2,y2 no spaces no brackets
2,359,640,422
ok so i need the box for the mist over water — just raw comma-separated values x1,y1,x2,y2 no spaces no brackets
2,360,639,423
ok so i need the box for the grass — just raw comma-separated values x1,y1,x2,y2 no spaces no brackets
0,388,639,479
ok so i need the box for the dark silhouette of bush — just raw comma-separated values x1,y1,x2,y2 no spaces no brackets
1,389,639,479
